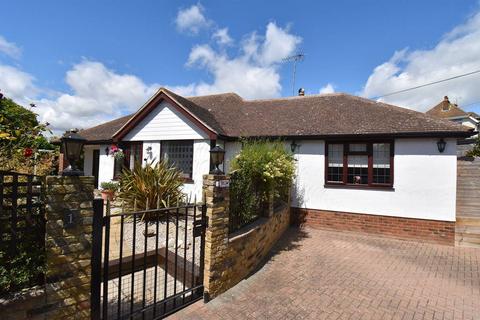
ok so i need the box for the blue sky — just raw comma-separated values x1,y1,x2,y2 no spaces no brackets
1,1,480,132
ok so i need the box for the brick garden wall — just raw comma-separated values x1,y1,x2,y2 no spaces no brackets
221,205,290,294
203,175,291,300
292,208,455,245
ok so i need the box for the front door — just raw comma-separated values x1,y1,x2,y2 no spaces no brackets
92,149,100,188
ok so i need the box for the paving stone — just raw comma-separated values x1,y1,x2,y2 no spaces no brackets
170,227,480,320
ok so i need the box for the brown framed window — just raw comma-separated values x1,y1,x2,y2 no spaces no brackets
325,141,394,188
161,140,194,179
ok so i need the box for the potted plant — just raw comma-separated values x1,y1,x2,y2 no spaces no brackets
100,181,118,201
108,145,125,160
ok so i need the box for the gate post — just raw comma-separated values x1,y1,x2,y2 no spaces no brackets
90,198,103,320
202,174,230,301
44,176,95,319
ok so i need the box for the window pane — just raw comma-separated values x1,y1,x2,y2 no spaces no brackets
161,141,194,178
349,143,367,152
327,144,343,182
373,143,391,184
347,155,368,184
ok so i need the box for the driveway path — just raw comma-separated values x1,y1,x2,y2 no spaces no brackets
170,227,480,320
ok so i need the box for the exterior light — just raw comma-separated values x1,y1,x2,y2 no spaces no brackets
437,138,446,153
210,145,225,174
61,129,86,176
290,140,299,153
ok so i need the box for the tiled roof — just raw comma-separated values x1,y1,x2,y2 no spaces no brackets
426,97,470,119
79,89,472,143
79,114,133,143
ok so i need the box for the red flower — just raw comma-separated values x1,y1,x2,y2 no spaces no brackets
24,148,33,158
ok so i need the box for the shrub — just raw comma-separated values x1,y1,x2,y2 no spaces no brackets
100,181,119,191
117,160,185,212
466,137,480,157
229,140,295,226
0,246,45,296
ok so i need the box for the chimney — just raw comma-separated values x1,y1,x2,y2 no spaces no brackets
442,96,451,111
298,88,305,96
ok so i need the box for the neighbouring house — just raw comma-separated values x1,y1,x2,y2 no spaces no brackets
79,88,474,244
426,96,479,156
426,96,479,133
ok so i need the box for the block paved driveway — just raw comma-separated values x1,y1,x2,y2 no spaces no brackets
170,227,480,320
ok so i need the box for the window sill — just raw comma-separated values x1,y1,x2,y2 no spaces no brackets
182,178,194,184
324,183,394,191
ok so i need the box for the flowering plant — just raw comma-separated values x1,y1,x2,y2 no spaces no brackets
109,145,125,160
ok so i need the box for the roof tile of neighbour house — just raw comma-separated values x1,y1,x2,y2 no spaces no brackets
426,96,470,119
80,89,473,143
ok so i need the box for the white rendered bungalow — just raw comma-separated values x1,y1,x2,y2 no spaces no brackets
79,88,474,244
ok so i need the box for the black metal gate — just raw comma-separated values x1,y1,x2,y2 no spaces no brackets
91,199,207,320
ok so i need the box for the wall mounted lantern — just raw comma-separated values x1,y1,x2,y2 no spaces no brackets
290,140,300,153
210,145,225,174
437,139,446,153
61,129,86,176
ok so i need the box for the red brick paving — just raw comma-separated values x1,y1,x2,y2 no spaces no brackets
169,227,480,320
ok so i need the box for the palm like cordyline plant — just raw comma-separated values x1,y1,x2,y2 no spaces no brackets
118,160,185,214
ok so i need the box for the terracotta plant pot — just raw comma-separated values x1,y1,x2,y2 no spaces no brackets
101,190,114,202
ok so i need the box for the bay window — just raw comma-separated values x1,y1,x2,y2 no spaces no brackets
326,141,393,188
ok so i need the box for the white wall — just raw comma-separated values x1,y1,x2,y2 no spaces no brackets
98,144,115,187
123,101,209,141
182,140,211,201
83,145,95,176
292,138,457,221
142,141,160,166
223,138,457,221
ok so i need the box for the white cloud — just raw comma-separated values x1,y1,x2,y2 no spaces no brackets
36,61,160,132
258,23,302,66
0,60,160,133
175,4,211,34
0,15,302,132
185,22,301,99
212,28,232,45
362,11,480,111
0,36,21,59
0,65,36,101
319,83,335,94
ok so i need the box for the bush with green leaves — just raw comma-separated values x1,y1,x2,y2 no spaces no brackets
117,160,185,212
0,245,45,296
466,137,480,157
0,97,56,174
229,140,295,225
100,181,119,191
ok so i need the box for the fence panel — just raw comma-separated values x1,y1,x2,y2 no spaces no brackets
0,171,45,295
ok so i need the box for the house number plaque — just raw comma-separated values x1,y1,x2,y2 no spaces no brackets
63,209,79,229
215,180,230,188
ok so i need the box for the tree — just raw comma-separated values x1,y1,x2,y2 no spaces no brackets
0,96,57,174
466,136,480,157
